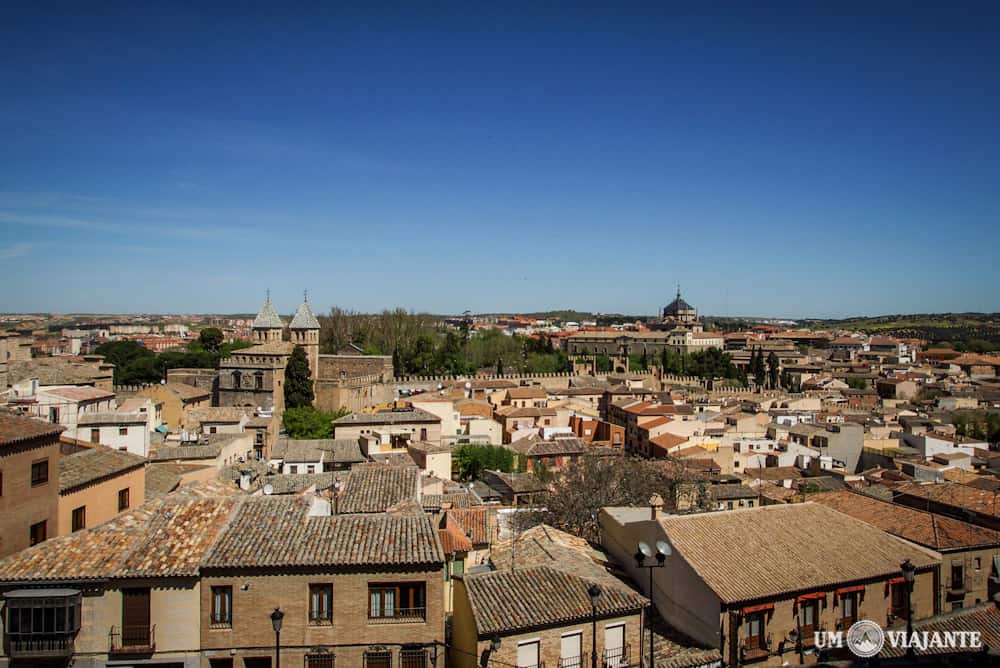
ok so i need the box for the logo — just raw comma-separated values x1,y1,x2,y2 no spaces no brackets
846,620,885,658
814,619,984,658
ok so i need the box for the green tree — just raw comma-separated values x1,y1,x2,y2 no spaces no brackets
453,445,515,481
751,347,766,388
767,352,779,389
846,377,869,390
596,353,612,373
198,327,224,353
282,406,348,439
284,345,315,409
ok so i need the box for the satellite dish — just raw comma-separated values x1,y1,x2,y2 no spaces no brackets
656,540,672,557
638,541,654,558
263,484,274,495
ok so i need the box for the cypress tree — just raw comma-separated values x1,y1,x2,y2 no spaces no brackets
284,345,315,409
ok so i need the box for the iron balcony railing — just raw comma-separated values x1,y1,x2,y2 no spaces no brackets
368,607,426,624
603,644,629,667
108,624,155,654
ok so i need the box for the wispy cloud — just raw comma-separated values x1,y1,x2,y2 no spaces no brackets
0,211,240,240
0,242,32,258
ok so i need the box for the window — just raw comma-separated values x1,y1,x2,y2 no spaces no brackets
29,520,47,546
31,459,49,486
799,599,818,636
368,582,426,621
952,561,965,590
72,506,86,532
90,428,101,443
890,583,908,620
49,407,59,423
5,591,82,641
840,592,858,628
399,649,427,668
516,640,540,668
255,374,264,390
309,584,333,624
560,631,583,667
975,557,982,570
119,427,128,436
211,586,232,627
419,428,427,441
118,488,130,511
288,465,298,474
744,612,766,649
210,426,218,434
305,654,334,668
363,650,391,668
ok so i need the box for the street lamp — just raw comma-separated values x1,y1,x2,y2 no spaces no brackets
635,540,671,668
270,607,284,668
588,583,602,668
901,559,916,659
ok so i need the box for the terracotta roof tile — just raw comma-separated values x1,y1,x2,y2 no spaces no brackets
204,495,444,568
338,463,419,513
659,503,940,604
59,445,146,493
0,412,64,447
811,490,1000,551
465,566,646,636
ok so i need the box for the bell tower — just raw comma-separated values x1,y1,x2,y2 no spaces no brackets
289,290,321,392
252,290,284,343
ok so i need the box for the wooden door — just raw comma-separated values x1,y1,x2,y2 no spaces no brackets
121,588,150,646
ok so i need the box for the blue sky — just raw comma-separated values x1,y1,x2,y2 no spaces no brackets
1,2,998,318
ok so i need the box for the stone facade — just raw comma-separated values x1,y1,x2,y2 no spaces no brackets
200,567,445,667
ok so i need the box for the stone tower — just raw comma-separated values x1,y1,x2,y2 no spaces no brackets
252,291,284,343
289,291,321,391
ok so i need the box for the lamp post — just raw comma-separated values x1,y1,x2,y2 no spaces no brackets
588,584,602,668
635,540,671,668
901,559,916,659
270,607,284,668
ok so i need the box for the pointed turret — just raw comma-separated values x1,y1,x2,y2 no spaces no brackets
289,290,320,389
252,290,284,343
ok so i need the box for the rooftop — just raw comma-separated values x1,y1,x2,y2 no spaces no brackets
659,502,939,604
338,463,419,513
203,495,444,568
0,412,64,447
464,565,647,636
0,486,241,581
59,446,146,493
334,407,441,426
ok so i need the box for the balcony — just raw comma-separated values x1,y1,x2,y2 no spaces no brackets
109,624,155,656
7,634,75,659
740,634,772,663
603,644,629,667
368,607,426,624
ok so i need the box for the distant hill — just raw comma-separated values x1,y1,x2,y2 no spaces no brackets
802,313,1000,351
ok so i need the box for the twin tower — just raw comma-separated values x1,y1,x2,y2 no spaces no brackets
252,291,320,384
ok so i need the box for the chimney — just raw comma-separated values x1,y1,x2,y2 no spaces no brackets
649,493,664,520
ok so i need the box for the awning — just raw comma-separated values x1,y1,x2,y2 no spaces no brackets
886,577,905,585
4,588,80,599
155,424,170,434
835,585,865,596
742,602,774,615
797,592,827,602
